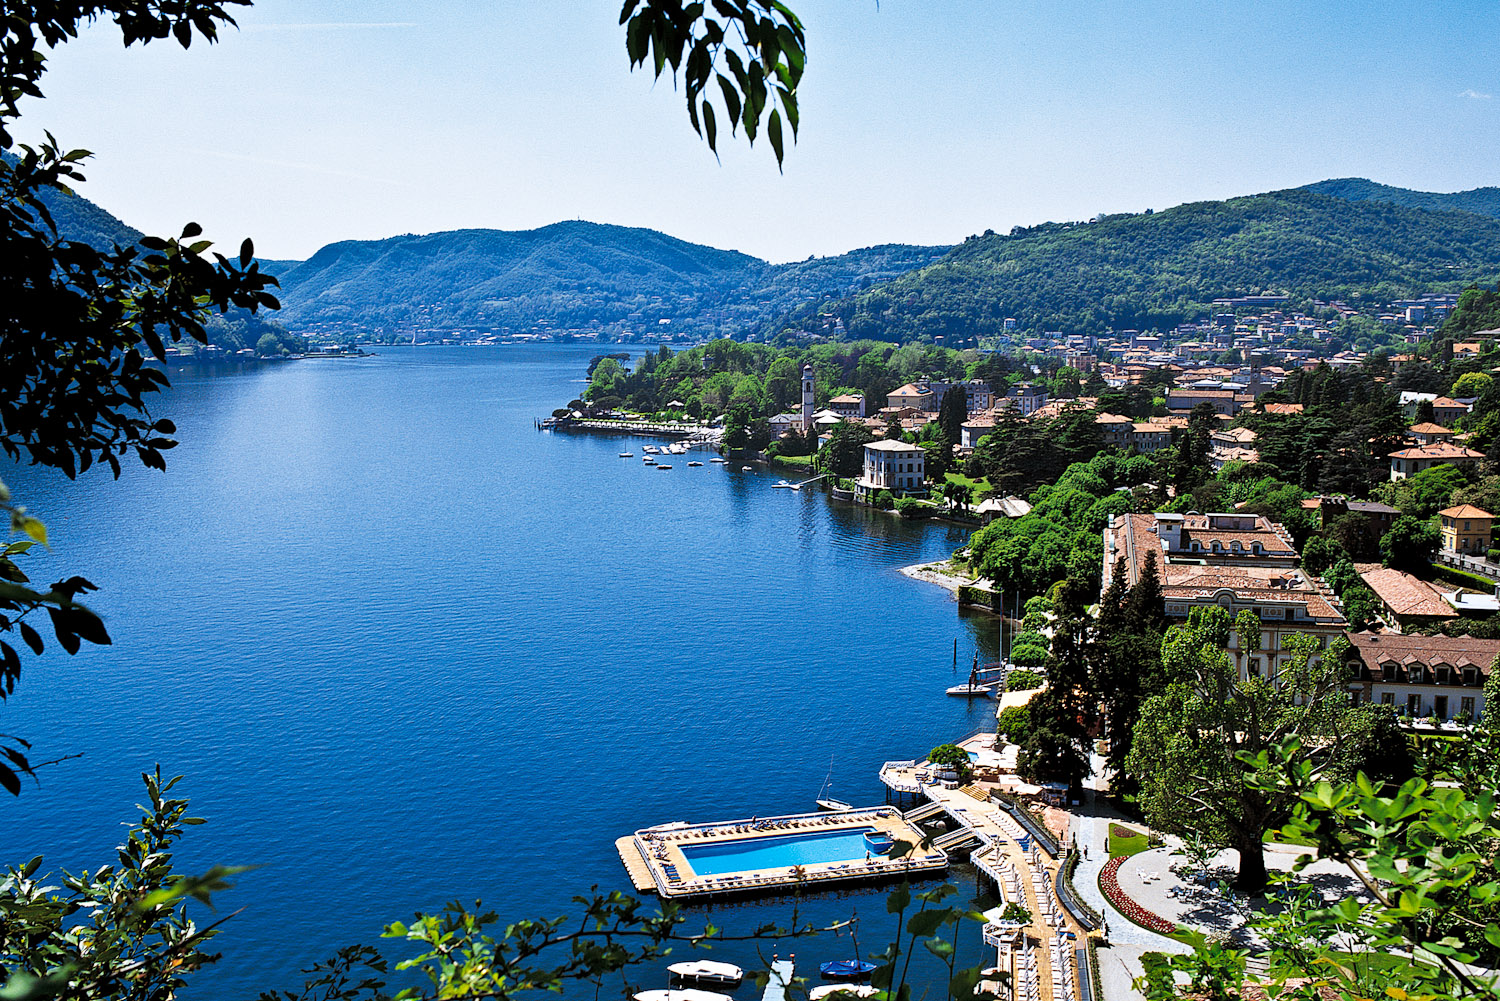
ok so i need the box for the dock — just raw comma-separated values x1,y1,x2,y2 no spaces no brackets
615,836,656,892
762,958,794,1001
621,808,946,900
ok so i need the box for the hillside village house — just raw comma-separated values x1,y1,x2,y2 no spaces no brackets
1343,631,1497,720
1095,413,1134,448
854,439,926,503
1299,497,1399,552
1103,511,1347,680
1388,442,1484,480
1439,504,1494,556
1433,396,1471,425
1408,422,1455,446
960,412,996,450
1165,388,1247,415
1005,383,1049,416
1355,565,1459,629
886,383,936,412
1131,422,1174,453
829,393,866,419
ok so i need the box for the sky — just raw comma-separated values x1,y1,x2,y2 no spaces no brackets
13,0,1500,263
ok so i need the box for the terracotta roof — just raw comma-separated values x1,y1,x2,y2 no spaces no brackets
1387,442,1483,460
889,383,932,397
1095,413,1134,425
830,394,864,404
1168,389,1236,399
1408,422,1452,434
1132,423,1172,433
1439,504,1494,519
1431,396,1468,409
1211,426,1259,443
1356,567,1457,619
1344,630,1500,673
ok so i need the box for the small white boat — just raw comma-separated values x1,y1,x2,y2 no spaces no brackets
656,464,673,470
619,452,634,458
668,960,744,986
816,798,853,812
643,445,660,454
687,461,703,467
644,456,656,464
741,465,753,471
670,444,687,454
945,682,996,698
634,991,733,1001
809,986,878,1000
710,457,728,464
772,480,794,489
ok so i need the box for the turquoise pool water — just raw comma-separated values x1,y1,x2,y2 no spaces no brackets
680,828,879,875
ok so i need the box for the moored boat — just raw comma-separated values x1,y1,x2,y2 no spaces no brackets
656,464,673,470
819,960,878,980
667,960,744,986
809,986,878,1000
619,452,634,458
816,798,853,812
945,682,995,698
687,461,703,467
633,990,732,1001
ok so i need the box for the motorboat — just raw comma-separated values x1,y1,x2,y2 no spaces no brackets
772,480,794,489
687,461,703,467
656,464,673,470
643,445,660,454
945,682,996,698
634,991,732,1001
667,961,744,986
809,986,878,1000
819,960,878,980
619,452,634,458
644,456,656,464
741,465,754,471
710,457,728,464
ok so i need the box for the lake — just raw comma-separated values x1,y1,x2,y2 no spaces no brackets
2,343,1007,998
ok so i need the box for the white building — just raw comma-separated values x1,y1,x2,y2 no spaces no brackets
801,364,815,432
855,439,926,502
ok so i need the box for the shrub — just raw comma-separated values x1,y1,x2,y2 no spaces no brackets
895,496,930,519
997,705,1032,745
1024,595,1051,615
1009,644,1049,668
1013,630,1048,649
1099,856,1177,935
1489,549,1500,563
927,743,973,782
873,489,895,510
1007,669,1043,690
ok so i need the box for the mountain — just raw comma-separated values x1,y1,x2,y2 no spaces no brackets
1302,178,1500,221
798,189,1500,340
272,222,950,337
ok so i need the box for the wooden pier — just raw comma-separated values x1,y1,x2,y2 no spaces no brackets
762,959,794,1001
615,836,656,892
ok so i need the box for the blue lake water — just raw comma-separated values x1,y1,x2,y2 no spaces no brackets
2,344,1006,998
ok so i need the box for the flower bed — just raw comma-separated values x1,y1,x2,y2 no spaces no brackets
1098,856,1177,935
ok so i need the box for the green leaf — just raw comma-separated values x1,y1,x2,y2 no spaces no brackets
768,108,784,166
886,881,911,914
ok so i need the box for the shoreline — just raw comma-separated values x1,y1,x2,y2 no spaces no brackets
898,560,976,595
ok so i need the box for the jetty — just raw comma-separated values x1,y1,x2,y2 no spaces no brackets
617,808,944,901
762,959,794,1001
538,416,722,443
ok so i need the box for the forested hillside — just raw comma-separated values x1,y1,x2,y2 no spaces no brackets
273,221,949,336
1303,177,1500,220
796,189,1500,340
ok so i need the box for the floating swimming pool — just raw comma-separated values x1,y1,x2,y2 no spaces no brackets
679,828,880,876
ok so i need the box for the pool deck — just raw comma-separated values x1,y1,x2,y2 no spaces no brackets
621,807,947,900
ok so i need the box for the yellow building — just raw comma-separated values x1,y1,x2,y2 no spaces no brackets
1439,504,1494,556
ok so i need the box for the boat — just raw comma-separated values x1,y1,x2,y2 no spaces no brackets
633,991,732,1001
619,452,634,458
945,682,996,698
656,464,673,470
772,480,794,489
710,457,728,464
687,461,703,467
643,445,660,454
667,961,744,986
741,465,753,471
669,444,687,454
809,986,878,1000
644,456,656,464
819,960,878,981
816,755,853,812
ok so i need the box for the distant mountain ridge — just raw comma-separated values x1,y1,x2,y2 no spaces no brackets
1301,178,1500,220
798,188,1500,340
272,221,949,336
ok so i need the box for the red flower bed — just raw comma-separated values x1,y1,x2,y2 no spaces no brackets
1099,856,1177,935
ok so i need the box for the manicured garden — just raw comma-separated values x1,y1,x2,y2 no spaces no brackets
1107,823,1149,858
1099,856,1177,936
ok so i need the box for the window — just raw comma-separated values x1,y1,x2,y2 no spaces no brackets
1284,607,1293,621
1462,696,1476,717
1464,667,1478,685
1437,666,1451,685
1435,695,1448,719
1408,666,1424,684
1380,692,1395,706
1407,694,1422,716
1248,657,1262,677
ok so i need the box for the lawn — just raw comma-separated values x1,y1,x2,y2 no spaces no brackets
1108,823,1150,858
944,471,991,493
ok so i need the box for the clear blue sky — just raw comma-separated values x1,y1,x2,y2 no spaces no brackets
14,0,1500,263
